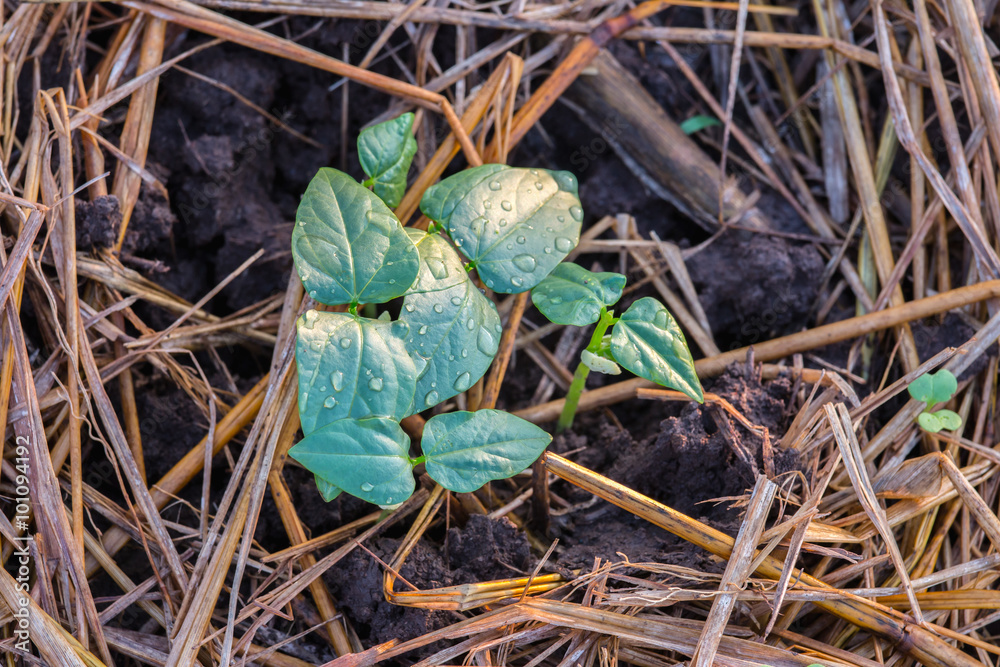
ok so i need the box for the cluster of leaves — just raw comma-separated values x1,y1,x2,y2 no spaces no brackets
530,262,703,431
290,114,583,506
289,113,705,507
907,369,962,433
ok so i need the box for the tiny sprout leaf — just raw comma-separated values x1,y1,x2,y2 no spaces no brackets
531,263,626,326
293,168,419,306
400,230,501,407
581,349,621,375
610,297,703,402
420,164,583,293
907,369,958,405
289,417,415,506
296,310,416,434
358,113,417,208
422,410,552,493
679,114,721,135
932,409,962,431
917,411,943,433
315,475,342,502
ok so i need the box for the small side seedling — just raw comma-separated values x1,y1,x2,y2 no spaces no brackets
907,369,962,433
531,263,704,431
290,113,587,506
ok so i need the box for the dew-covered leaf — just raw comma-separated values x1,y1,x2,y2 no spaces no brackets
292,168,419,306
420,164,583,294
315,475,342,502
296,310,417,434
289,418,415,506
907,369,957,405
610,297,703,402
530,262,625,326
421,410,552,492
399,231,501,409
358,113,417,208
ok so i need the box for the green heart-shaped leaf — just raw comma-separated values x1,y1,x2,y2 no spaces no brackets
401,230,501,409
296,310,417,434
610,297,703,402
358,113,417,208
421,410,552,493
314,475,342,502
420,164,583,294
293,168,419,306
917,411,943,433
932,409,962,431
531,262,625,326
290,417,415,506
907,369,957,405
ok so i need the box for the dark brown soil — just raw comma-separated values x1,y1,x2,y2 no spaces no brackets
75,195,121,251
323,515,532,648
549,364,801,569
686,232,825,349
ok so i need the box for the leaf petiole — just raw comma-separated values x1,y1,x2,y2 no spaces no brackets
557,307,616,432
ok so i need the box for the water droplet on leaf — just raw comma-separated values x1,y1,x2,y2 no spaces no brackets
454,372,472,392
451,296,463,306
303,310,318,329
489,180,502,191
501,200,512,211
569,205,584,221
516,236,526,244
368,377,384,392
425,390,439,406
323,396,337,408
360,482,374,492
427,257,449,280
477,328,497,355
513,254,536,272
331,371,344,391
555,237,574,252
433,304,444,313
340,337,352,349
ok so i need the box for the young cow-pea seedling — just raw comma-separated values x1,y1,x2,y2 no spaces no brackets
530,263,704,431
290,113,585,506
290,113,705,505
907,369,962,433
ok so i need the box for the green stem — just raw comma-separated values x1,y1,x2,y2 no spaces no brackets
557,362,591,433
556,308,616,433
